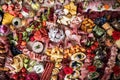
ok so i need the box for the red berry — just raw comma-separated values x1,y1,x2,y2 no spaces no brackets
12,74,18,80
91,45,96,50
87,49,92,53
30,37,35,42
21,67,27,73
22,72,27,77
94,42,99,47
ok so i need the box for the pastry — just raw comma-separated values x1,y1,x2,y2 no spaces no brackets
51,75,58,80
10,54,28,73
71,52,86,61
71,70,80,79
52,68,59,75
70,61,83,70
64,71,80,80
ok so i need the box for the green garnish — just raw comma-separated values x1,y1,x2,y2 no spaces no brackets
35,45,40,49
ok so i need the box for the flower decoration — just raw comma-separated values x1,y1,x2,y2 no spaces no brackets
63,66,73,74
112,31,120,40
87,65,96,72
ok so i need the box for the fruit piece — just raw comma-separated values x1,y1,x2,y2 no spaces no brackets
22,72,27,77
103,4,110,10
42,20,46,27
21,41,27,46
91,45,96,50
94,42,99,47
21,67,27,73
24,58,29,64
32,42,44,53
87,49,92,53
12,74,18,80
29,60,36,66
24,64,28,68
27,67,33,72
30,36,35,42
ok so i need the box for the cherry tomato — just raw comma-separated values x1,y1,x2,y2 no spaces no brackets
94,42,99,47
87,49,92,53
21,67,27,73
91,45,96,50
12,74,18,80
22,72,27,77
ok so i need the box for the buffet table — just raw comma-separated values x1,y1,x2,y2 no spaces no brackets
0,0,120,80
